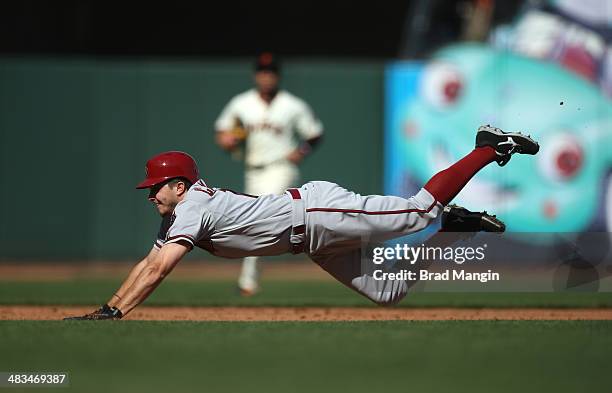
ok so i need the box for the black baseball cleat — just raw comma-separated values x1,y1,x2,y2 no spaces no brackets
441,204,506,233
476,125,539,166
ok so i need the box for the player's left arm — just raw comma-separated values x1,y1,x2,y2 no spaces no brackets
287,135,323,164
287,101,323,164
113,242,190,317
215,96,244,151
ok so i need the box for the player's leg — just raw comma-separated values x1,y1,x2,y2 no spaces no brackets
311,205,506,306
393,205,506,282
302,180,445,254
237,256,260,296
238,169,263,295
423,125,539,205
238,163,299,295
311,249,410,306
303,125,536,256
309,205,506,306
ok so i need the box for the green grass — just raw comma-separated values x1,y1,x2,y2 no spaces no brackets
0,320,610,393
1,279,612,308
1,279,611,392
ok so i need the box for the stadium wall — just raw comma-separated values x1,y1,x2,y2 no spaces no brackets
0,58,384,259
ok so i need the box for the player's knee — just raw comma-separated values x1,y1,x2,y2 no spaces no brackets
351,276,408,306
357,281,408,306
367,289,407,307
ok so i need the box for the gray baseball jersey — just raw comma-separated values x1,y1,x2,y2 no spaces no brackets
155,180,442,305
155,180,294,258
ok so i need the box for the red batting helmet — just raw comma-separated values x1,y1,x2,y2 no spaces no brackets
136,151,200,189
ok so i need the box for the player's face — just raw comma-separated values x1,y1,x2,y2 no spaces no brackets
148,183,179,216
255,71,279,94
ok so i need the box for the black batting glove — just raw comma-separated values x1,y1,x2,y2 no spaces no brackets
63,304,123,320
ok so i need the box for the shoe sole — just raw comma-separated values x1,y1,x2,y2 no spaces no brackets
443,204,506,233
481,215,506,233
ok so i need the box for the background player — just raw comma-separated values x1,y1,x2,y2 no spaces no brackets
64,125,538,320
215,52,323,296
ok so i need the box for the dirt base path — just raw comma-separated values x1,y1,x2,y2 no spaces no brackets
2,306,612,321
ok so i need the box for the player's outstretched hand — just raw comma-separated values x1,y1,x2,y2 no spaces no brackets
63,304,123,320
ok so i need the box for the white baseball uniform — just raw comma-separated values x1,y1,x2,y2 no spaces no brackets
214,88,323,291
155,180,442,305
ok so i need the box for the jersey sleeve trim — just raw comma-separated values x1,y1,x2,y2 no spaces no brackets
154,239,165,250
165,234,195,250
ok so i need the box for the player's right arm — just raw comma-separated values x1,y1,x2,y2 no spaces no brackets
102,212,169,308
215,129,241,151
105,246,159,308
214,95,244,151
62,246,161,320
113,242,190,316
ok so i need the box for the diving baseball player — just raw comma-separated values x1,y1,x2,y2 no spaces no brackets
215,52,323,296
64,125,538,320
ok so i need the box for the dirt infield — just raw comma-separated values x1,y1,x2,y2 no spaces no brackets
2,305,612,321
